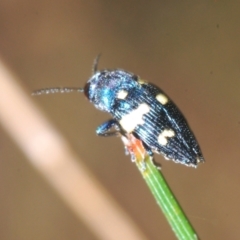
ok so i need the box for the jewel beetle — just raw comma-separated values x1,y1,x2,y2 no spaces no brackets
33,56,204,167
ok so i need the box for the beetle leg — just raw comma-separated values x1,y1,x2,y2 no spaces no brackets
96,119,122,137
142,142,154,156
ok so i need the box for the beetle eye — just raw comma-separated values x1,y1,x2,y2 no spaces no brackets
84,82,91,99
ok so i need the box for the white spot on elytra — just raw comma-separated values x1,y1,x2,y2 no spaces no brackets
156,94,168,105
138,79,146,84
117,90,128,99
158,129,175,146
120,103,150,133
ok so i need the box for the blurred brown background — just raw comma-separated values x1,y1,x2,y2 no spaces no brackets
0,1,240,239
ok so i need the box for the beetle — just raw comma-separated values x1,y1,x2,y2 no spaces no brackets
33,56,204,167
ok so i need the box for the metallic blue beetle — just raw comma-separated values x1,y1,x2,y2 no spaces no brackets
33,56,204,167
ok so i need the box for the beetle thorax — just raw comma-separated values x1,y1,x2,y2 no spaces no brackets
84,71,120,112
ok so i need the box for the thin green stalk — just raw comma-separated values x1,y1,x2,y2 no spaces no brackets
122,135,198,240
136,156,198,240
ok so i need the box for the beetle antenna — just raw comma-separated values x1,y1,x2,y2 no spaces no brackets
92,53,101,74
32,55,101,96
32,87,83,96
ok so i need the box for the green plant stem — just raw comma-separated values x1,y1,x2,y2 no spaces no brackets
136,156,198,240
